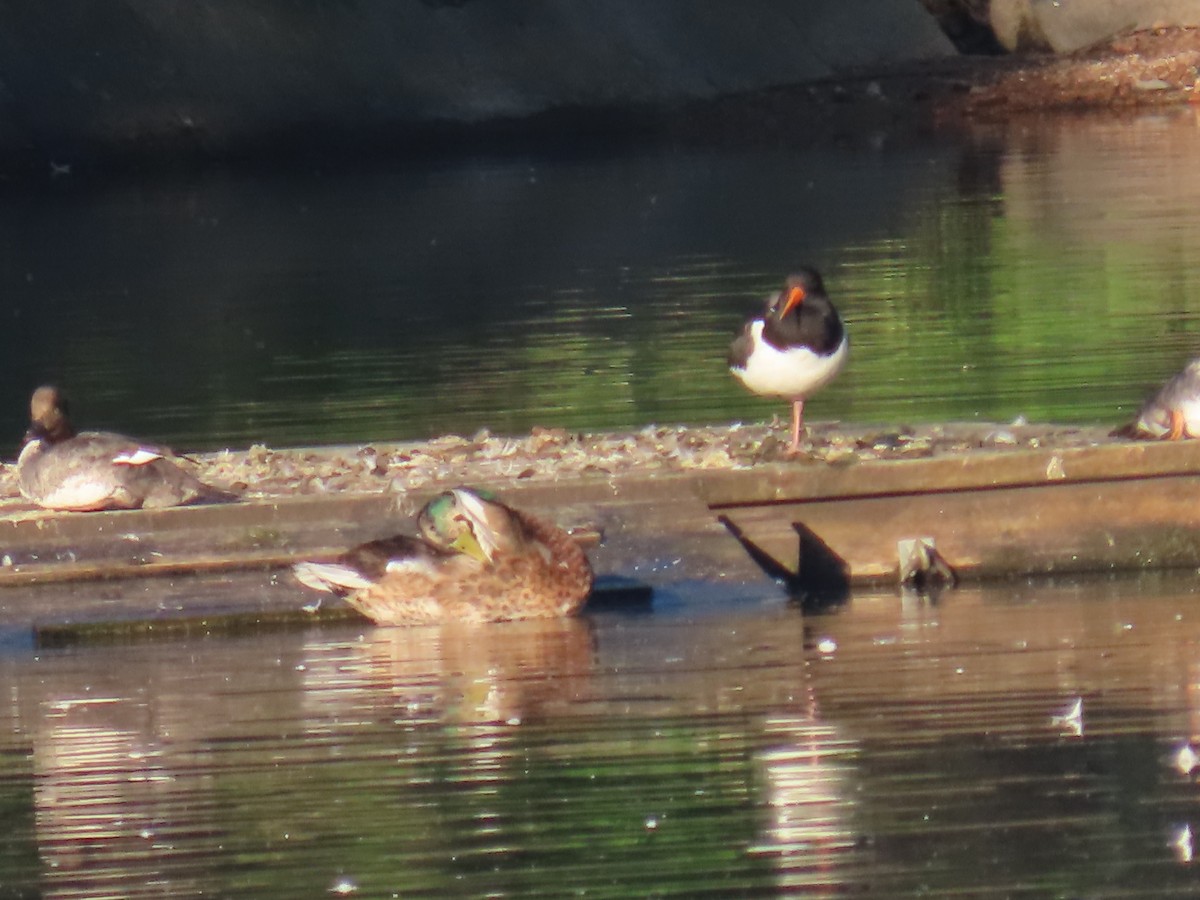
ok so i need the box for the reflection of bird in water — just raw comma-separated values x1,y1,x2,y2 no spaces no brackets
1170,742,1200,777
729,268,848,453
16,385,229,511
298,617,596,727
751,714,859,889
381,618,592,723
293,488,593,625
1114,358,1200,440
34,714,173,895
1050,696,1084,737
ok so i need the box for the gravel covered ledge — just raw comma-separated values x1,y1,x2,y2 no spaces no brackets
34,420,1112,504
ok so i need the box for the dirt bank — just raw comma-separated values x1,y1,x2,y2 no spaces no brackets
946,26,1200,113
667,26,1200,151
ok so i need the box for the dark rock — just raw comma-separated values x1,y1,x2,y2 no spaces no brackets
919,0,1007,54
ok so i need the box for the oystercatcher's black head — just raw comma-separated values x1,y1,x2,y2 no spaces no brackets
772,268,827,319
760,267,843,356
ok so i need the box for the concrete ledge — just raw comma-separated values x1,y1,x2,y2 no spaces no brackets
0,1,952,164
4,428,1200,631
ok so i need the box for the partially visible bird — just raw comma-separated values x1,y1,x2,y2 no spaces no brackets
292,487,593,626
729,268,848,453
1113,357,1200,440
16,385,229,511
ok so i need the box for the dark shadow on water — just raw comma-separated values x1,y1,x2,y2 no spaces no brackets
718,514,850,611
792,521,851,609
0,626,34,657
586,574,655,614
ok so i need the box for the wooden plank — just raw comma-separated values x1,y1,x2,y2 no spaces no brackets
498,478,777,587
0,476,772,591
3,433,1200,596
696,438,1200,506
0,493,400,585
719,472,1200,586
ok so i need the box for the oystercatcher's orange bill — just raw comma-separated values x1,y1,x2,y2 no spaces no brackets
780,285,806,316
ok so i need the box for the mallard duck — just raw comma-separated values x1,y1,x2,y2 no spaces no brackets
1114,357,1200,440
16,385,227,511
729,268,848,452
292,487,594,625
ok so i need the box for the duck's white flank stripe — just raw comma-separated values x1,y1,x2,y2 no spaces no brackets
112,448,163,466
292,562,373,593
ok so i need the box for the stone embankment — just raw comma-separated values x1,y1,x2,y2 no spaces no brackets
0,1,950,167
3,2,1200,171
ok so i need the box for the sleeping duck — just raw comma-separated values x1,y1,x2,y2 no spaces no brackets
1114,357,1200,440
16,385,228,511
293,487,593,625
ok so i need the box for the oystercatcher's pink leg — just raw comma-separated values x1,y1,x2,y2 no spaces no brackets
1168,408,1186,440
789,399,805,453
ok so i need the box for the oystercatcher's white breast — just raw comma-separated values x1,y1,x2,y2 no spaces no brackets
731,320,848,399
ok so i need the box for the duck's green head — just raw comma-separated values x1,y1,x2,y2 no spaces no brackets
417,488,506,562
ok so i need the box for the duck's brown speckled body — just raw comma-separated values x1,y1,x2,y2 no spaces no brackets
293,488,593,625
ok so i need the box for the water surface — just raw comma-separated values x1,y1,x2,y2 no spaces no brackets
3,109,1200,450
4,574,1200,896
5,108,1200,896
